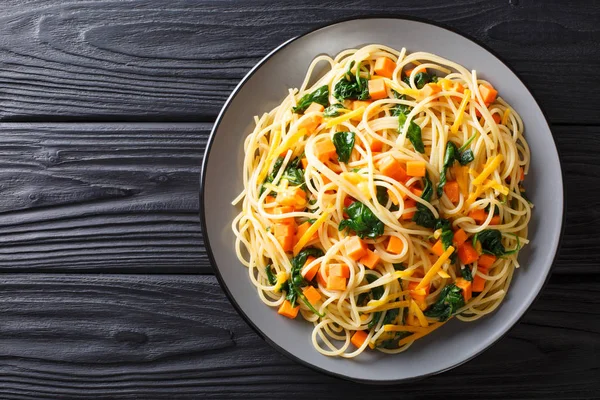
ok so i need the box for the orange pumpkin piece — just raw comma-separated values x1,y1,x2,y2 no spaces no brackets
329,263,350,279
351,330,369,348
378,155,408,183
359,249,381,270
305,102,324,114
431,240,444,257
453,228,469,247
406,161,427,177
472,270,488,292
421,83,441,98
278,300,299,319
314,140,337,163
386,236,405,254
479,84,498,104
345,236,368,260
458,242,479,265
276,235,294,252
455,277,472,302
443,181,460,203
478,254,497,269
468,208,488,224
302,286,322,306
374,57,397,78
301,256,319,281
401,198,417,220
368,79,388,100
326,274,347,291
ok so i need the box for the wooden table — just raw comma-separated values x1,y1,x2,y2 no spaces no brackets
0,1,598,398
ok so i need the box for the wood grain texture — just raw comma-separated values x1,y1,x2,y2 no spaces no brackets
0,0,599,123
0,123,208,272
0,123,597,274
0,274,597,400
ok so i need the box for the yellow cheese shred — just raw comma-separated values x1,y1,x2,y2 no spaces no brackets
472,154,503,186
502,108,512,125
451,89,471,134
365,301,410,313
258,128,307,183
396,322,446,347
416,246,455,290
293,208,331,255
410,300,429,328
382,324,427,333
325,106,365,127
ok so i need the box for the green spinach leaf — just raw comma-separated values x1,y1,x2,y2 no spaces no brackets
461,266,473,281
398,112,424,153
391,90,411,116
376,186,389,206
292,85,329,114
339,201,385,239
424,284,465,321
332,131,356,163
285,247,325,316
411,173,437,228
473,229,520,257
403,72,437,89
333,62,370,102
265,265,277,285
323,103,344,117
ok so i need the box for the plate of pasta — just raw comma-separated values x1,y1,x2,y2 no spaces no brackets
201,17,563,382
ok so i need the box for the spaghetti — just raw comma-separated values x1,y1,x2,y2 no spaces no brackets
232,44,532,358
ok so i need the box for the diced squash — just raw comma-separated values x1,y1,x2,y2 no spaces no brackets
359,249,381,270
302,286,322,306
519,166,525,181
273,206,295,225
455,277,472,302
305,102,325,114
458,242,479,265
274,223,295,237
374,57,397,78
316,265,328,287
408,281,430,311
276,187,306,207
492,113,501,124
344,196,355,208
421,83,441,98
472,272,487,292
406,161,427,177
351,330,369,348
368,79,388,100
329,263,350,278
479,84,498,104
265,195,277,204
276,235,294,252
298,114,323,134
301,158,309,169
405,66,426,77
453,228,468,247
401,198,417,220
301,256,319,281
478,254,497,269
366,135,383,152
431,240,444,257
490,215,502,225
326,274,347,291
352,100,372,111
386,236,405,254
468,208,487,224
278,300,299,319
378,155,408,183
444,181,460,203
345,236,368,260
314,140,337,163
410,187,423,197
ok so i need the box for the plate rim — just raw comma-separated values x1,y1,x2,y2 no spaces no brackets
199,14,566,384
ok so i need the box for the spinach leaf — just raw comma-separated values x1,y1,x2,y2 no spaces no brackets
458,149,474,165
333,62,370,102
437,142,458,197
332,131,356,163
265,265,277,285
473,229,520,257
461,266,473,281
391,90,411,116
376,331,413,349
403,72,437,89
292,85,329,114
365,274,384,329
411,173,437,229
339,201,385,239
484,204,500,216
281,157,305,187
323,103,344,117
259,157,285,196
435,218,454,251
424,284,465,321
393,263,406,271
285,247,325,316
376,186,389,206
398,112,424,153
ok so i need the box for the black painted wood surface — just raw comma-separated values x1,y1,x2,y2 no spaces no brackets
0,0,599,398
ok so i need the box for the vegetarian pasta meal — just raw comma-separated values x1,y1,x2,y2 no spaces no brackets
232,44,532,358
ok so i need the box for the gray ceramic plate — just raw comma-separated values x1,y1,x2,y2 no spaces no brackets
200,17,563,383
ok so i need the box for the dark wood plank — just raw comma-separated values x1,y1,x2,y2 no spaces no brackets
0,123,208,273
0,123,597,274
0,274,597,399
0,0,598,123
